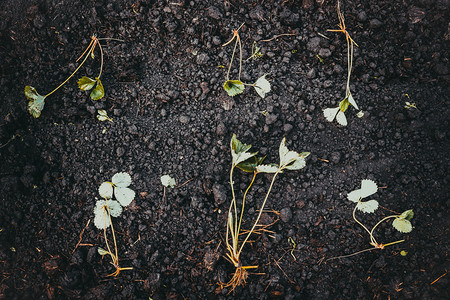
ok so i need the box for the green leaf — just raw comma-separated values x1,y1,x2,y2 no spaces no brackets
339,97,349,112
399,209,414,221
237,156,266,172
231,134,252,154
90,78,105,100
256,164,279,173
392,218,413,233
77,76,96,91
224,80,244,97
161,175,176,188
98,247,109,256
25,86,47,118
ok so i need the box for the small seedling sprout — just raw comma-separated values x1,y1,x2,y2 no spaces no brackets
25,36,123,118
97,110,113,122
94,172,135,276
224,134,309,291
328,179,414,261
222,24,271,99
323,1,362,126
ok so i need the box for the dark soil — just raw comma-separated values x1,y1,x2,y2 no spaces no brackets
1,0,449,299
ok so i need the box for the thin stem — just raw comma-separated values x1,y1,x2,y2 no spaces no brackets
237,172,257,243
346,37,352,94
226,37,239,81
97,39,104,79
45,42,95,98
383,239,405,247
97,37,125,42
238,37,242,81
226,165,238,263
238,169,281,256
352,204,373,238
369,215,397,245
327,247,378,261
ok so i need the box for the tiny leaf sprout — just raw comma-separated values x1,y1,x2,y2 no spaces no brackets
222,24,271,99
25,35,123,118
97,110,113,122
324,1,363,126
94,172,135,276
224,134,309,291
404,101,418,110
328,179,414,261
161,175,176,188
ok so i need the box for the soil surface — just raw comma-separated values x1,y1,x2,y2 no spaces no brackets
1,0,449,299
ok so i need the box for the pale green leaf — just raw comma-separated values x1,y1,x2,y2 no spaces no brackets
223,80,244,97
254,75,271,98
256,164,279,173
114,186,135,207
161,175,176,188
284,157,306,170
98,182,113,199
339,97,349,112
399,209,414,221
98,247,109,256
323,107,339,122
108,200,123,217
392,218,413,233
77,76,97,91
93,200,111,229
347,93,359,110
112,172,132,188
359,180,378,198
336,110,347,126
356,199,379,213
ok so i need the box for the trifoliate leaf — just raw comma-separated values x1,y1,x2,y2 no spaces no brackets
336,110,347,126
25,86,47,118
392,218,413,233
98,247,109,256
114,186,135,207
77,76,97,91
323,107,339,122
347,93,359,110
256,164,279,173
112,172,132,188
254,75,271,98
107,200,123,217
359,180,378,198
99,182,114,199
399,209,414,221
224,80,245,97
90,78,104,100
236,156,266,173
97,110,112,122
356,199,379,213
161,175,176,188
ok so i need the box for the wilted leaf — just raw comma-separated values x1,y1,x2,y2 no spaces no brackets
223,80,244,97
77,76,97,91
90,78,104,100
254,75,271,98
236,156,266,172
97,110,112,122
347,93,359,110
339,98,349,112
231,134,252,155
399,209,414,221
25,86,47,118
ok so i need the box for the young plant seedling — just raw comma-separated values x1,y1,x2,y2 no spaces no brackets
95,172,136,276
323,1,362,126
160,174,176,202
222,24,271,99
25,35,122,118
97,110,113,122
328,179,414,261
224,134,309,291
